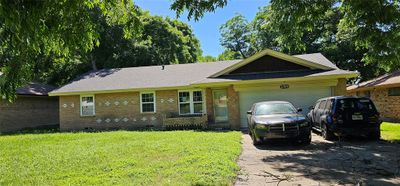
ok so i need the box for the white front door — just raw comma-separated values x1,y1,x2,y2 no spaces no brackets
238,86,332,128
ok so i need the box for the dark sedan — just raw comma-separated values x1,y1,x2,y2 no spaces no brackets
247,101,311,145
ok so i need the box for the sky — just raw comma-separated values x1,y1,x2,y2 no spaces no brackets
134,0,269,57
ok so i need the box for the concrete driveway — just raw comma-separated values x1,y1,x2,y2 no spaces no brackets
235,133,400,186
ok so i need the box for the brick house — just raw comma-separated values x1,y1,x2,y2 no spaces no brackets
49,49,357,131
0,82,59,132
347,71,400,122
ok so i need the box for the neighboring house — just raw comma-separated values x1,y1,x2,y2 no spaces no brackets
0,82,59,132
49,49,358,131
347,71,400,122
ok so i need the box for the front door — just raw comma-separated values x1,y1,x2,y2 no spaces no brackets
213,90,228,123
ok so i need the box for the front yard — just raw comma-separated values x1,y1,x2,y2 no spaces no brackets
0,131,242,185
381,122,400,142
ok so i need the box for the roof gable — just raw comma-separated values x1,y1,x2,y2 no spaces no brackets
228,55,310,75
210,49,336,77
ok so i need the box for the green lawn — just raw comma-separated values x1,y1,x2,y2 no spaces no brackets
381,122,400,142
0,131,242,185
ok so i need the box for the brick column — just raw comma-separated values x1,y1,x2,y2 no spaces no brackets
227,85,240,130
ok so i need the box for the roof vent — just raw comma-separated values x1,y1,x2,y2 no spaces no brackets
162,65,165,70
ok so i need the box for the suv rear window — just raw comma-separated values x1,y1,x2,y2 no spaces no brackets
336,98,376,112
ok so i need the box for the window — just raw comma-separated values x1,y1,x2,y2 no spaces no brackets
318,100,327,110
325,99,332,110
140,92,155,113
178,90,204,115
388,87,400,96
81,95,95,116
357,91,371,97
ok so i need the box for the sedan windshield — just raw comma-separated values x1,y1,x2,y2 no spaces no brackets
255,103,297,115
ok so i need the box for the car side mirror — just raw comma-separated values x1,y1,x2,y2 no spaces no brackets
297,108,303,112
247,110,252,115
308,106,314,110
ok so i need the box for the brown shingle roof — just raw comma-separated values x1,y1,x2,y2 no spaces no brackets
294,53,339,69
347,71,400,91
51,60,241,94
50,53,355,95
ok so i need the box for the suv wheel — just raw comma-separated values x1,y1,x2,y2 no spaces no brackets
368,130,381,140
322,123,335,140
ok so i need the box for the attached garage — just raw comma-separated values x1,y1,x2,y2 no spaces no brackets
237,86,333,128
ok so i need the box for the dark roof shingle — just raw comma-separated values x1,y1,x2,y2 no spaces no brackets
16,82,57,96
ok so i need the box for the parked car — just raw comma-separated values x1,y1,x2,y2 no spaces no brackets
307,96,382,140
247,101,311,145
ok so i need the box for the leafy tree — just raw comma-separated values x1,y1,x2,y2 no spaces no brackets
0,0,140,100
171,0,228,21
36,10,202,86
266,0,400,77
89,11,201,69
217,49,242,61
181,0,399,79
219,14,256,58
198,55,217,62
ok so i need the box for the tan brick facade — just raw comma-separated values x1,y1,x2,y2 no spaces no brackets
60,90,179,131
59,78,349,131
0,96,59,132
348,87,400,121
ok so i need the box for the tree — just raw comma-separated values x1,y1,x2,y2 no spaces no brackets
36,10,202,86
185,0,399,79
0,0,141,100
198,55,217,62
171,0,228,21
219,14,256,58
266,0,400,77
217,49,242,61
0,0,214,99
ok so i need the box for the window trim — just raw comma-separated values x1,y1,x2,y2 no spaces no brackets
80,95,95,117
140,91,156,113
178,89,205,115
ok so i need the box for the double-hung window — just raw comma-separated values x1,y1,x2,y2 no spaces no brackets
178,90,204,115
81,95,95,116
141,92,156,113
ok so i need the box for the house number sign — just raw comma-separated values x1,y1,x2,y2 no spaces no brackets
280,84,289,89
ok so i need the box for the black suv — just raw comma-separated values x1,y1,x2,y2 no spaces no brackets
307,96,382,140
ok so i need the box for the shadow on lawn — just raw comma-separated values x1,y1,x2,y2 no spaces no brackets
256,136,400,185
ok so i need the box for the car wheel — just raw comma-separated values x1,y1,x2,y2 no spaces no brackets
251,131,262,145
322,123,335,140
297,133,311,145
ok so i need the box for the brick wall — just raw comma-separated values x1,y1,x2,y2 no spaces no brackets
349,88,400,121
227,85,240,130
0,96,59,132
59,90,178,131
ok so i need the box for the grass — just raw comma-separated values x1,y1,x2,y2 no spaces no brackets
381,122,400,142
0,131,242,185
